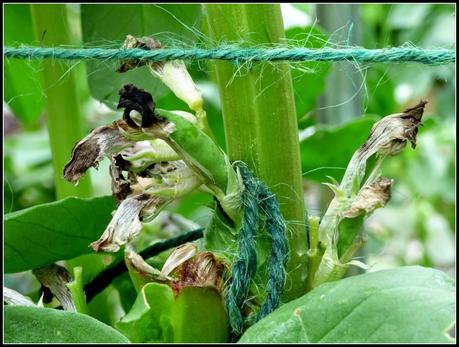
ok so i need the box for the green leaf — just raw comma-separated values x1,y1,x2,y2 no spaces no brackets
4,4,44,124
4,305,129,343
116,282,175,343
81,4,202,109
301,116,378,183
4,196,116,273
286,26,331,129
240,266,456,343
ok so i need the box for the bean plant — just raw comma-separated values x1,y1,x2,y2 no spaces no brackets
4,3,455,344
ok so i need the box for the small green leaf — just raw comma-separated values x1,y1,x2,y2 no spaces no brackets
67,266,89,314
239,266,456,343
81,4,202,108
4,196,116,273
116,282,175,343
4,305,129,343
301,116,378,183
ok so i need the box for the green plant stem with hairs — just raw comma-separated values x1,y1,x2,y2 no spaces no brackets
31,4,91,199
204,4,308,301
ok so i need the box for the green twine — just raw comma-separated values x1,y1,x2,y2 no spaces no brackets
256,183,289,321
226,161,289,336
4,46,455,65
225,162,260,335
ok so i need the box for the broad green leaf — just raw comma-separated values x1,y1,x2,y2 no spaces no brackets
4,196,116,273
81,4,202,108
240,266,455,343
4,4,45,124
301,116,378,182
4,305,129,343
286,26,331,129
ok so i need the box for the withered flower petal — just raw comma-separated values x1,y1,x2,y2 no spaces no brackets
110,154,132,203
33,264,75,312
169,252,226,293
117,35,162,73
125,248,171,283
340,100,427,193
161,243,198,277
343,177,393,218
63,120,133,184
3,287,36,307
91,193,167,252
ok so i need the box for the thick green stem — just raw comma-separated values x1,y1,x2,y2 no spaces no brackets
204,4,307,301
31,4,91,199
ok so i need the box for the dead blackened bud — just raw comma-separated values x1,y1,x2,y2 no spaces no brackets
118,84,161,128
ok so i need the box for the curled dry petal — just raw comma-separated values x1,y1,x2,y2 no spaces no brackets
343,177,394,218
161,243,198,277
91,193,167,252
33,264,75,312
63,120,133,184
170,252,226,293
109,154,132,203
3,287,35,307
340,100,427,194
117,35,162,73
125,249,171,283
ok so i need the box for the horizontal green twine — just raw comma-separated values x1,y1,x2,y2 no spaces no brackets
4,46,455,65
